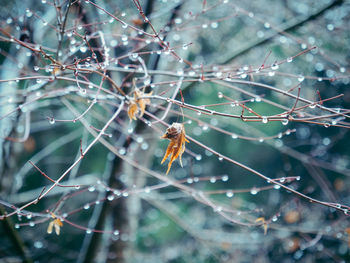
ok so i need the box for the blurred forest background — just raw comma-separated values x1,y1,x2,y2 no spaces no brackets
0,0,350,262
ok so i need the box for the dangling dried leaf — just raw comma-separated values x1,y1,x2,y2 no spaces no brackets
127,102,138,121
127,88,153,121
161,123,189,174
255,217,268,235
47,213,63,235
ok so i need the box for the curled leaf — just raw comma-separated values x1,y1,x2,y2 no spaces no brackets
127,88,152,121
127,102,138,121
255,217,268,235
161,123,189,174
47,213,63,235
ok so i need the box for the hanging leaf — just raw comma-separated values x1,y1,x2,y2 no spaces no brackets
161,123,189,174
127,102,138,121
127,88,152,121
47,213,63,235
256,217,268,235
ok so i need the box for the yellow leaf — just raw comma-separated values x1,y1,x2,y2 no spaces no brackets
47,213,63,235
47,220,54,234
161,123,189,174
255,217,268,235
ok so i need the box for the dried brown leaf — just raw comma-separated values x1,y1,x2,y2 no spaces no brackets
161,123,189,174
127,89,152,121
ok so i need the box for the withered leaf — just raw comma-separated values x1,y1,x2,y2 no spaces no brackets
127,88,152,121
256,217,268,235
47,213,63,235
161,123,189,174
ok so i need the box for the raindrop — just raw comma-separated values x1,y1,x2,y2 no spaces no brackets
222,175,229,182
29,221,35,227
214,206,222,212
287,57,293,63
211,22,218,28
141,142,149,150
297,75,305,82
113,230,120,236
83,204,90,210
34,66,40,71
281,119,289,125
210,177,216,183
231,134,238,139
129,53,138,61
88,186,95,192
80,46,87,53
176,69,184,76
271,63,279,70
217,92,223,98
86,229,92,234
143,77,151,86
75,185,80,190
250,188,258,195
262,116,268,123
226,191,234,198
49,118,55,125
107,195,115,201
119,148,126,155
240,73,247,79
195,155,202,161
15,224,20,229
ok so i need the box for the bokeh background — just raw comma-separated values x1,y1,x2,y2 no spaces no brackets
0,0,350,262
